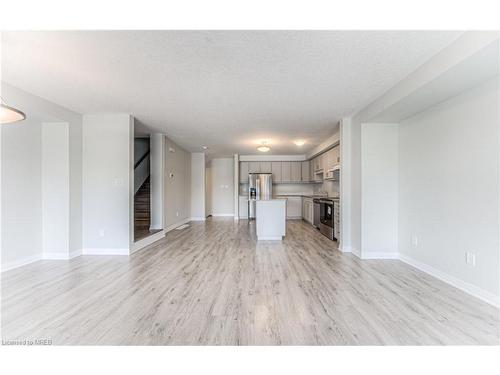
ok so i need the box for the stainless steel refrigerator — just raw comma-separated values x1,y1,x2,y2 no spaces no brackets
248,173,273,219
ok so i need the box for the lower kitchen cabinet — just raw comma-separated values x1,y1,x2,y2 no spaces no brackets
302,197,314,224
286,196,302,219
239,197,248,219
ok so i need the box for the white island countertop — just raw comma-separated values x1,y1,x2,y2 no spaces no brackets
256,199,287,241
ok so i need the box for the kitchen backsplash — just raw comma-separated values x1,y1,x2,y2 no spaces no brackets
239,180,338,196
314,179,339,197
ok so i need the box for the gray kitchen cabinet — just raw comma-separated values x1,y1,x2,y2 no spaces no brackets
286,196,302,218
239,197,249,218
333,200,340,240
301,161,310,182
302,198,314,224
271,162,282,182
332,145,340,165
325,148,335,170
249,161,261,173
291,162,302,182
281,161,291,182
239,162,249,183
260,161,272,173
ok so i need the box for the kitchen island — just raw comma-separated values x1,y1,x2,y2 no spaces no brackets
256,199,286,240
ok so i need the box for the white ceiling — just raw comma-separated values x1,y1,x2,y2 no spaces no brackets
1,31,461,157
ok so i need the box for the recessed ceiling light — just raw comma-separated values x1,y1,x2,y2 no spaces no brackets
294,139,305,146
257,146,270,152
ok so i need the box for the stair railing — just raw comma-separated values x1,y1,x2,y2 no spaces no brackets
134,151,150,194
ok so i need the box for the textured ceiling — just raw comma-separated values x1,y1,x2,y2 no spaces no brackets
1,31,461,157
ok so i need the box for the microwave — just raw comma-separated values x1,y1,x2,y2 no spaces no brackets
324,166,340,181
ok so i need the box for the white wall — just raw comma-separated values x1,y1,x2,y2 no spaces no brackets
399,79,499,301
207,158,234,216
41,122,70,259
164,137,191,229
150,133,164,230
205,163,212,217
361,123,399,259
82,114,133,254
1,118,43,269
1,83,83,271
190,153,206,220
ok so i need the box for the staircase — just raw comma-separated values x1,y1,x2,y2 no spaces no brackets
134,177,151,239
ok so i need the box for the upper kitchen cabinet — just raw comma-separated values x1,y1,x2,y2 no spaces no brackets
325,145,340,171
325,148,335,170
239,161,249,183
281,161,291,182
291,162,301,182
271,162,282,183
332,145,340,165
301,161,310,182
260,161,272,173
249,161,261,173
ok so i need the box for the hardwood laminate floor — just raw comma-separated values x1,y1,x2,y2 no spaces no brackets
2,219,499,345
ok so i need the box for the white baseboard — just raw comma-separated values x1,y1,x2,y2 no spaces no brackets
149,225,163,230
165,217,191,233
190,217,206,221
211,213,234,217
258,236,283,241
1,255,42,272
351,247,362,259
361,252,399,260
82,248,130,256
399,254,500,308
131,230,166,254
338,245,352,253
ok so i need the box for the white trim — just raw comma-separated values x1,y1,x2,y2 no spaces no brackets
82,248,130,255
42,250,81,260
338,245,352,253
286,216,302,220
351,248,362,259
211,213,234,217
149,225,163,230
361,252,399,260
131,230,166,254
258,236,283,241
399,254,500,308
239,154,307,162
1,255,42,272
190,217,206,221
69,249,82,259
164,217,191,233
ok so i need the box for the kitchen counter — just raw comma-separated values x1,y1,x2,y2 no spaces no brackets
256,199,286,240
275,194,340,200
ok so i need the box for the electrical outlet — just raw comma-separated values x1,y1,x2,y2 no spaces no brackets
176,211,179,217
465,252,476,267
411,234,419,248
113,177,124,187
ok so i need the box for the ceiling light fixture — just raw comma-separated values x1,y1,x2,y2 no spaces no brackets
257,140,271,152
0,97,26,124
294,139,305,146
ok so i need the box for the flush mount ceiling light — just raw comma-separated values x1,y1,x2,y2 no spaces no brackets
257,141,271,152
0,98,26,124
293,139,305,146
